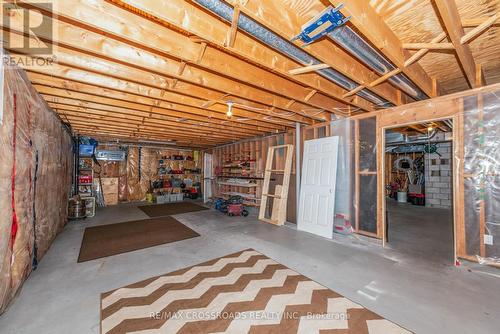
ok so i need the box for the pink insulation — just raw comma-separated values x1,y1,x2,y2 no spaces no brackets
0,63,73,313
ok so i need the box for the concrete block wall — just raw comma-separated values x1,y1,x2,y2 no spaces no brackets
425,141,452,209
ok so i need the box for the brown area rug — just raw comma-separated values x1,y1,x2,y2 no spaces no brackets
78,217,199,263
138,202,209,218
100,249,412,334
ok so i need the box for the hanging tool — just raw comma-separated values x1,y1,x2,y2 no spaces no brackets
291,4,350,46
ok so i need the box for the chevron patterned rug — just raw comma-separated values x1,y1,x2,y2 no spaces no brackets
100,249,412,334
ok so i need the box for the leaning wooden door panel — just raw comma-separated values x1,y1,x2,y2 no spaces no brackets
298,136,339,239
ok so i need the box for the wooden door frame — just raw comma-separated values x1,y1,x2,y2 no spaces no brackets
379,116,458,264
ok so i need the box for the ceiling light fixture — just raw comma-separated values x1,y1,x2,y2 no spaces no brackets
226,101,233,118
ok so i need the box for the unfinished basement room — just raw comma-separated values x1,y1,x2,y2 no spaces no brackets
0,1,499,333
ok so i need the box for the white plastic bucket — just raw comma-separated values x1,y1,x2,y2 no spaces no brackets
397,191,408,203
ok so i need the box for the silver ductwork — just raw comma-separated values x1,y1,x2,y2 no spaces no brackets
385,128,438,147
328,26,428,101
192,0,393,108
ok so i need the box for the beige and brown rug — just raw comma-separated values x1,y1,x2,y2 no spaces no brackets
138,202,209,218
100,250,412,334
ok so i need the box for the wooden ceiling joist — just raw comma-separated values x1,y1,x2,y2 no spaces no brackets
404,33,448,68
17,0,343,119
39,90,275,134
35,86,282,142
335,0,435,97
1,27,314,127
461,13,499,45
108,0,376,111
68,121,225,145
24,59,297,128
403,43,455,50
288,64,331,75
433,0,484,88
61,112,240,142
221,0,402,106
462,16,500,28
75,129,213,148
25,66,295,129
52,104,261,139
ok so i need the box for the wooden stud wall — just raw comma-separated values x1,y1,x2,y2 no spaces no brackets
299,83,500,264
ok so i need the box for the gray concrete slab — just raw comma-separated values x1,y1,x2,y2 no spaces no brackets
0,202,498,334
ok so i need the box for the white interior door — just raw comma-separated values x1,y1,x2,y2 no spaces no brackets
203,153,213,203
298,136,339,239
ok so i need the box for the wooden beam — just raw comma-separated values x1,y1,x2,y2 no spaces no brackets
68,119,225,144
403,43,455,50
475,64,484,87
20,58,299,128
224,0,401,105
343,68,402,98
113,0,376,111
62,112,236,141
40,89,273,134
11,1,341,119
434,0,482,88
196,42,207,64
461,14,499,44
369,69,402,88
3,28,314,126
462,16,500,28
343,85,365,98
304,89,317,102
336,0,434,97
30,74,287,133
432,78,439,98
226,5,240,48
288,63,330,75
285,99,296,109
404,32,448,67
51,103,260,138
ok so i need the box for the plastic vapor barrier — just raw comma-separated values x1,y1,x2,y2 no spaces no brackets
463,92,499,265
0,54,73,312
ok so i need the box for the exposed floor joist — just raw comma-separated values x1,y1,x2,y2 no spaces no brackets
1,27,316,126
336,0,435,97
220,0,403,107
111,0,378,112
16,0,347,119
433,0,485,88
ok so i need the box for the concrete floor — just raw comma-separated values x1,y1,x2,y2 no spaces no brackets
386,199,454,264
0,202,499,334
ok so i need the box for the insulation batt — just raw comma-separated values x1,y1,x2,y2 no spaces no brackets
0,53,73,313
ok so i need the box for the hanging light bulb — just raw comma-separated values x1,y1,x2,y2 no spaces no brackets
226,102,233,118
427,125,433,132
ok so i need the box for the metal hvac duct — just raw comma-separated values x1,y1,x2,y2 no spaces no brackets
385,128,438,146
328,25,428,101
192,0,393,108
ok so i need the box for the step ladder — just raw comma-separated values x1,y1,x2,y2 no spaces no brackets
258,144,294,226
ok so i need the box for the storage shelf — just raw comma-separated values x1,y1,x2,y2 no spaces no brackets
221,192,260,200
217,181,258,188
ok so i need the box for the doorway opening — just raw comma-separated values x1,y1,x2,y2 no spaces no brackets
384,119,454,263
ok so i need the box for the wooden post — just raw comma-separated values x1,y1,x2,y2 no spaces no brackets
354,119,360,232
376,114,384,242
478,93,486,258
